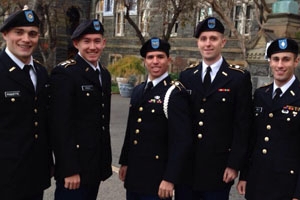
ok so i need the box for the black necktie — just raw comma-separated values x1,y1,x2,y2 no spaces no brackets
144,81,153,93
273,88,282,102
203,66,211,91
95,69,102,86
23,65,34,89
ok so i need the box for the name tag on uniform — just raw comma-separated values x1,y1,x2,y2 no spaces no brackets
255,107,263,113
4,91,21,98
81,85,94,91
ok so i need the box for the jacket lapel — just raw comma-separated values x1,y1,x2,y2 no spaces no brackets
271,79,300,111
0,52,35,93
76,56,102,90
205,61,231,97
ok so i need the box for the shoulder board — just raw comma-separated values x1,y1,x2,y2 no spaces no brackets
229,64,245,73
258,82,272,88
183,62,199,71
33,59,46,67
171,80,186,91
100,64,108,71
58,59,76,68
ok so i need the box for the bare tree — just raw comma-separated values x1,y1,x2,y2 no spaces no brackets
32,1,58,72
204,0,271,60
121,0,197,44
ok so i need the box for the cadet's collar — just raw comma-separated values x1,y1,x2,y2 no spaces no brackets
273,75,295,95
202,57,222,80
78,52,100,71
5,48,34,71
147,72,168,87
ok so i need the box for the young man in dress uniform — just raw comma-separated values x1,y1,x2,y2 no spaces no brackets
178,17,253,200
0,9,52,200
49,19,112,200
237,38,300,200
119,37,192,200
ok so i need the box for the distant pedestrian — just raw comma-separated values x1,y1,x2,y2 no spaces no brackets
119,37,192,200
50,19,112,200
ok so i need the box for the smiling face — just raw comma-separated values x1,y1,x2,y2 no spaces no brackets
73,33,106,66
144,51,171,80
2,26,39,64
197,31,226,65
269,52,299,87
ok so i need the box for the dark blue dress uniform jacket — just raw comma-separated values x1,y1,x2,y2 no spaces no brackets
119,76,192,195
179,59,253,191
243,78,300,200
49,55,112,185
0,51,52,199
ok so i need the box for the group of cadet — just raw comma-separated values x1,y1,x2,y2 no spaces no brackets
0,7,300,200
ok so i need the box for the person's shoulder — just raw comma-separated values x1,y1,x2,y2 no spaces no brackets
57,59,77,68
228,64,247,74
182,62,199,71
255,82,272,93
33,59,48,72
166,80,189,96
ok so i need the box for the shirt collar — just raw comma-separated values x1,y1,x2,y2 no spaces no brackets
147,72,169,87
202,57,223,79
273,75,296,95
78,52,100,71
5,48,34,71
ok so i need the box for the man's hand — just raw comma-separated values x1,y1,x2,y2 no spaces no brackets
223,167,238,183
158,180,174,199
119,165,128,182
64,174,80,190
236,180,247,195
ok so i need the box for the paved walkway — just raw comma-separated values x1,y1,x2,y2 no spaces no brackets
44,94,246,200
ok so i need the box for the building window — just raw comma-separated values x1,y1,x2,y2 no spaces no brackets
115,2,125,36
104,0,114,16
128,0,137,15
232,2,253,37
95,0,104,22
196,7,212,24
139,0,152,36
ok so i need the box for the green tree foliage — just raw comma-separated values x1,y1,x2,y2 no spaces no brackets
108,55,145,78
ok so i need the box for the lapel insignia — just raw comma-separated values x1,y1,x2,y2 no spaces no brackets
85,67,90,72
290,90,295,96
222,71,228,76
9,66,16,72
163,80,167,86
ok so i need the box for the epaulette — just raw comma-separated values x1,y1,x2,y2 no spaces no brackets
229,64,245,73
183,62,199,71
57,59,76,68
259,82,272,88
33,59,44,66
170,80,186,91
100,64,108,71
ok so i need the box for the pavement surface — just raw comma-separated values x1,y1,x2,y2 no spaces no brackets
44,94,246,200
